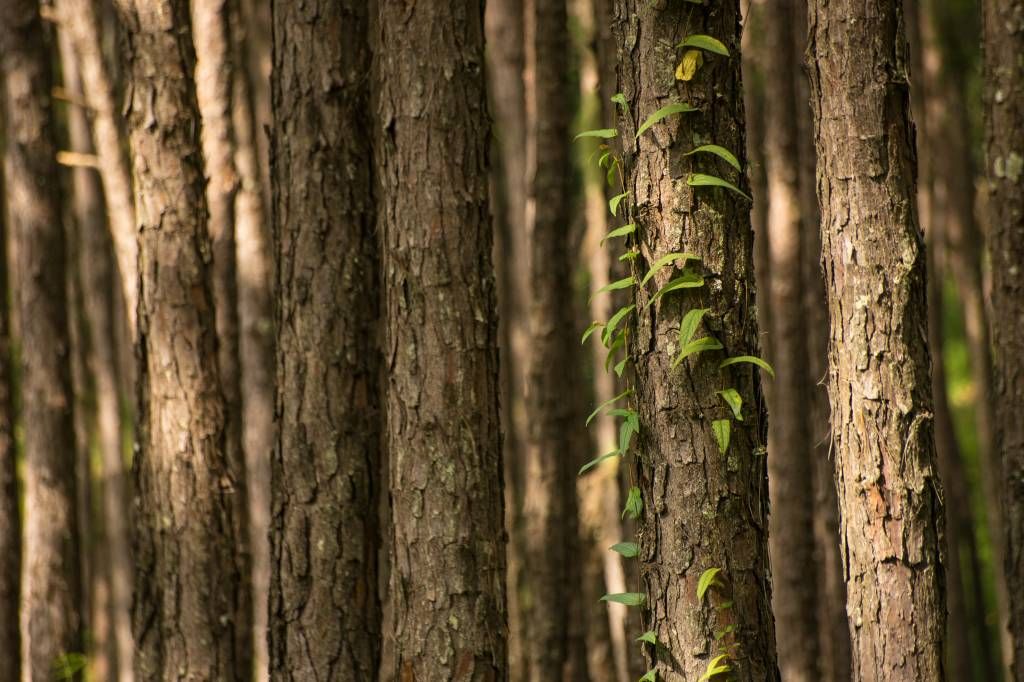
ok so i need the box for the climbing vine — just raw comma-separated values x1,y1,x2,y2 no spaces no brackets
575,9,772,681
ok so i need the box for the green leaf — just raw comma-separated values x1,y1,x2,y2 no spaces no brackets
600,223,636,247
678,307,710,345
636,630,658,646
590,275,636,302
581,320,605,345
623,486,643,519
640,252,701,286
611,92,628,111
606,157,619,186
636,103,698,138
640,670,658,682
614,357,629,377
712,419,731,455
718,388,743,421
620,250,640,262
586,388,633,425
601,592,646,606
575,128,619,140
719,355,776,378
602,304,636,345
699,654,732,681
646,271,705,308
598,151,612,168
671,336,723,369
697,567,723,602
611,542,639,558
609,191,629,216
605,329,627,372
579,450,621,476
54,653,87,680
618,411,639,453
677,34,730,56
684,144,741,172
688,173,751,200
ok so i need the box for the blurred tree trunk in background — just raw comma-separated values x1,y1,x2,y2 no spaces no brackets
1,1,85,679
808,0,946,679
984,0,1024,678
0,88,20,682
115,0,247,677
268,1,382,679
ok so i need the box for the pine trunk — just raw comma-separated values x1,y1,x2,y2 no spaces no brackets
375,1,508,677
807,1,947,679
268,0,382,679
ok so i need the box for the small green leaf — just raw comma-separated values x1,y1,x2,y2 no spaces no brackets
697,567,723,602
598,151,612,168
718,388,743,421
614,357,628,377
636,630,658,646
581,320,605,345
601,592,646,606
699,654,732,681
712,419,731,455
610,542,639,558
684,144,741,172
678,307,710,345
54,653,87,680
586,388,633,425
579,450,621,476
623,486,643,519
646,271,705,308
618,411,639,453
640,252,701,286
600,223,636,246
609,191,629,216
636,103,698,138
611,92,628,111
590,275,636,302
606,157,619,186
671,336,723,369
640,670,658,682
719,355,776,378
605,329,627,372
688,173,751,200
677,34,730,56
620,250,640,262
602,304,636,345
575,128,619,140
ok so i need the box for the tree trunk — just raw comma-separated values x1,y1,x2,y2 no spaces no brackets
0,90,21,682
375,2,508,677
1,1,85,678
613,2,779,679
114,1,246,678
983,0,1024,678
807,1,947,679
267,1,382,679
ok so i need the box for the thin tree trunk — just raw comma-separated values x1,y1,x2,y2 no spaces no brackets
0,86,21,682
114,1,246,678
375,2,508,677
613,2,779,679
268,1,382,679
807,1,947,679
1,2,84,678
983,0,1024,678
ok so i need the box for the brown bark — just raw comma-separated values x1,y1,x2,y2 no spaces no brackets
1,1,85,678
268,1,382,679
613,2,779,679
807,1,947,679
114,1,246,678
0,86,20,682
375,2,508,678
984,0,1024,678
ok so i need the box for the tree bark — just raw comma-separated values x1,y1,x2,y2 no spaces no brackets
983,0,1024,678
0,86,21,682
1,1,85,678
613,2,779,679
114,1,246,678
807,1,947,679
267,1,382,680
375,2,508,678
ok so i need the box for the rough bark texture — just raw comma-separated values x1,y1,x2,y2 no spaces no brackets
1,1,85,678
114,1,247,678
0,87,20,682
984,0,1024,679
760,2,821,679
375,1,508,678
613,2,779,679
268,1,382,680
807,1,947,679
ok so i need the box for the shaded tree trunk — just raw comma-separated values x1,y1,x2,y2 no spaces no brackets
613,2,779,679
375,2,508,677
983,0,1024,678
114,1,246,678
267,1,382,679
1,1,84,678
807,1,946,679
